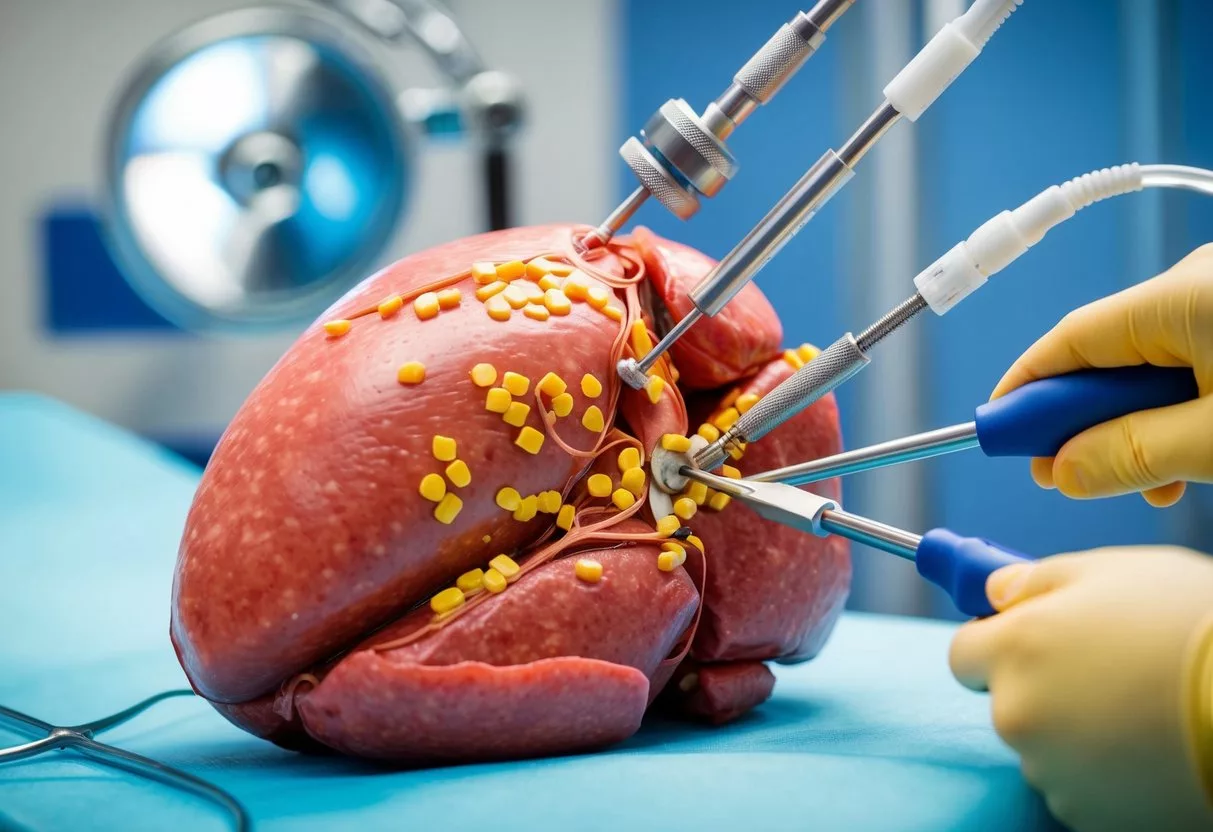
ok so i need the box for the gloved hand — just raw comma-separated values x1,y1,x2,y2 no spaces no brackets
950,546,1213,831
991,243,1213,507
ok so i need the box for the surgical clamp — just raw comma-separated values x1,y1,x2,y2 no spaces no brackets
682,467,1028,617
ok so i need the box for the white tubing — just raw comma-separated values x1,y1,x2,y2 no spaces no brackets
912,162,1213,316
883,0,1024,121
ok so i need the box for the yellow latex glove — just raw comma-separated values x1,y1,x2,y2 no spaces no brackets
950,547,1213,831
991,243,1213,507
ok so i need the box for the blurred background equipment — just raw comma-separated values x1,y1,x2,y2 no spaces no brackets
103,0,523,331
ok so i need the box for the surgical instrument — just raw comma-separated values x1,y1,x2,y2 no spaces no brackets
579,0,857,252
682,468,1028,617
617,0,1025,390
748,365,1199,486
693,162,1213,471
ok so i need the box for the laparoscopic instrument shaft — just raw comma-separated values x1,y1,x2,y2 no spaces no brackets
619,101,903,389
693,290,927,471
581,0,857,251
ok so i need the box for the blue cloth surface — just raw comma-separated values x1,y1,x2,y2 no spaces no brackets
0,394,1060,831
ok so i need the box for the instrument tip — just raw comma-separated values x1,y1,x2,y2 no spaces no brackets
616,357,649,389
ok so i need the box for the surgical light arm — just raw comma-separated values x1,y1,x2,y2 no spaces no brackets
617,0,1025,390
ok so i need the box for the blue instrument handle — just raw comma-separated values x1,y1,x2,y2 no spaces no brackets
916,528,1033,617
974,365,1198,458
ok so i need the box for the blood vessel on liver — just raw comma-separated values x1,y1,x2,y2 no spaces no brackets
171,223,849,762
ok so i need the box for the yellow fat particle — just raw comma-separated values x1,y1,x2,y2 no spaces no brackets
502,405,531,429
736,393,760,414
721,464,741,479
538,372,567,397
630,321,654,358
476,281,507,301
538,490,562,514
485,387,512,413
483,568,508,594
798,343,820,362
644,375,665,403
621,467,646,497
709,491,732,511
783,349,805,370
713,407,741,430
587,474,612,498
324,319,351,337
524,304,550,321
697,423,720,442
722,389,742,408
727,443,746,461
660,433,692,453
496,260,526,281
602,305,623,322
522,282,546,303
446,459,471,488
525,258,552,280
618,447,640,472
430,586,465,614
538,274,562,292
503,401,531,427
575,558,603,583
581,405,605,432
434,493,463,524
551,393,574,418
515,426,545,455
563,274,590,301
378,295,404,318
687,480,709,506
485,295,512,321
495,487,521,512
457,568,485,595
437,288,462,309
432,435,457,461
503,284,529,309
414,292,440,320
470,363,497,387
397,362,426,385
656,515,680,537
612,488,636,510
503,371,530,396
662,541,686,557
513,494,538,522
657,551,680,572
544,288,572,316
673,497,697,521
686,535,705,554
490,554,522,582
581,374,602,398
546,260,574,277
482,534,492,544
419,473,446,502
586,286,610,309
556,504,576,531
472,262,498,284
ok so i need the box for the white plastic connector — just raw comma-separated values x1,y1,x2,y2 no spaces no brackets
882,22,979,121
915,163,1143,315
883,0,1023,122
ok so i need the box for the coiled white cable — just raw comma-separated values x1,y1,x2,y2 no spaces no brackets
913,162,1213,315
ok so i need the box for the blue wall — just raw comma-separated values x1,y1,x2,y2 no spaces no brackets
623,0,1213,613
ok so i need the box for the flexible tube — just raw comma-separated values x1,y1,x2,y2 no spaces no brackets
955,0,1025,49
915,163,1213,315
